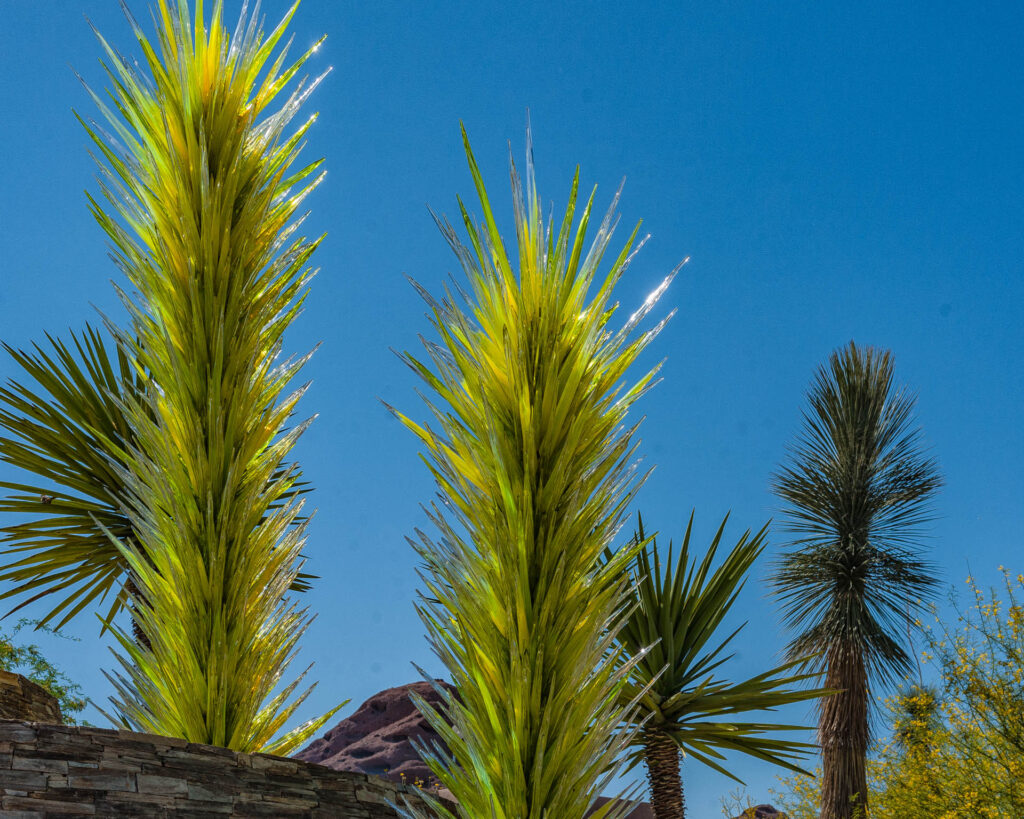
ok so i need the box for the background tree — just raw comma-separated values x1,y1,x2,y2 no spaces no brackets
608,514,829,819
75,0,341,752
869,569,1024,818
770,341,941,819
0,619,88,720
774,569,1024,819
391,125,681,819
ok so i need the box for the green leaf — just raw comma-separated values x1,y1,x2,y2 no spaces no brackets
607,512,833,784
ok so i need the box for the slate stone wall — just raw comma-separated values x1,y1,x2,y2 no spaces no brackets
0,672,62,724
0,720,456,818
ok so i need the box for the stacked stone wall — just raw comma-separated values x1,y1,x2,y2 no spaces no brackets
0,720,456,818
0,672,62,724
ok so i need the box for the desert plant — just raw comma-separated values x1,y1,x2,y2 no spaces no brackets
869,570,1024,818
774,570,1024,819
609,514,829,819
390,125,681,819
0,325,313,642
73,0,341,752
0,328,147,633
770,341,941,818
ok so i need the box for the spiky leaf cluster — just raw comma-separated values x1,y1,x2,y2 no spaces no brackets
0,327,314,635
78,0,341,752
771,342,942,688
0,328,145,630
609,514,829,783
391,126,680,819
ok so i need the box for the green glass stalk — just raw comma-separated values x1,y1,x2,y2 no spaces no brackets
79,0,342,752
391,125,682,819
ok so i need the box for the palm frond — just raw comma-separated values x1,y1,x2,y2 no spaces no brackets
0,324,316,632
0,326,141,630
78,0,339,752
391,124,681,819
608,513,830,783
771,341,942,685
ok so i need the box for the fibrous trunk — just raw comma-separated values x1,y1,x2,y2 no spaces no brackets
123,574,151,652
820,645,869,819
643,729,685,819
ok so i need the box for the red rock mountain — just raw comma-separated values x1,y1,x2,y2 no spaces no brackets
296,680,653,817
296,680,456,788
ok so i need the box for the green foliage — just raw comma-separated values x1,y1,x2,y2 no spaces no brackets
610,514,828,783
74,0,342,752
0,619,88,719
868,569,1024,818
391,126,679,819
771,342,942,683
771,767,826,819
0,328,144,631
773,570,1024,818
0,326,314,634
718,788,757,818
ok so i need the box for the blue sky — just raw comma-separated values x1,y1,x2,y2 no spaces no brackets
1,0,1022,814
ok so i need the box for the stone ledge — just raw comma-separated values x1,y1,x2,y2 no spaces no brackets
0,720,456,818
0,674,62,725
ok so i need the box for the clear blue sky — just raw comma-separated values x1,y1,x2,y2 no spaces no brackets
1,1,1022,814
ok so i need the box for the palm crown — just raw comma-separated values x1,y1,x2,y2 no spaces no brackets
771,343,941,683
0,328,145,630
609,514,828,818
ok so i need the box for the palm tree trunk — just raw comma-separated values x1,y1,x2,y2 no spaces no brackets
643,729,685,819
820,645,869,819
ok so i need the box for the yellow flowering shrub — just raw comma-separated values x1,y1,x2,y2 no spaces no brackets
773,569,1024,818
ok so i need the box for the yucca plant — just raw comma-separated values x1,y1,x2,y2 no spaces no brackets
390,126,682,819
64,0,342,752
0,326,313,643
771,341,941,819
0,327,146,633
607,514,830,819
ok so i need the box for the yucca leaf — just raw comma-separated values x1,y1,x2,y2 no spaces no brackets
606,512,833,792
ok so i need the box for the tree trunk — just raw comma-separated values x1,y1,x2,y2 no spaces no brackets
123,574,152,652
643,729,685,819
820,645,869,819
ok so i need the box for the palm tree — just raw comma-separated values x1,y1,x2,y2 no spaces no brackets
389,124,683,819
56,0,342,752
0,326,313,643
0,328,148,633
608,514,830,819
771,341,941,819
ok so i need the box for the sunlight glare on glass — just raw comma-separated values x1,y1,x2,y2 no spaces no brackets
628,275,673,326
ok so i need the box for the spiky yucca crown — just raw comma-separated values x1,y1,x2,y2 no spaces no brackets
609,513,829,783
